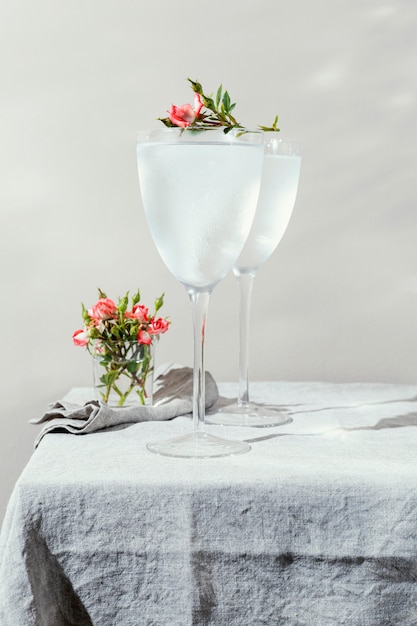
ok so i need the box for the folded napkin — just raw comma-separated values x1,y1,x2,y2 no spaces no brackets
31,364,219,448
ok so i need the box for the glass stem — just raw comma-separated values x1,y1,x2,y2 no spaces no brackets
188,290,211,433
234,269,256,408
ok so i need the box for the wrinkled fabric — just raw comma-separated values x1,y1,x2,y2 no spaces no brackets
30,364,218,448
1,381,417,625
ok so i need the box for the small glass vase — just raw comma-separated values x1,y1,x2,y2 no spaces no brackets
91,339,155,407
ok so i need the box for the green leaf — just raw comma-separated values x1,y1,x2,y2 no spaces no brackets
216,84,222,108
110,326,121,339
126,360,140,374
222,91,231,112
98,288,107,299
157,116,177,127
99,353,112,365
204,96,216,111
100,370,119,387
89,327,100,340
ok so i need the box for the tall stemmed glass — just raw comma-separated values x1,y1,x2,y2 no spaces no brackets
206,138,301,427
136,127,264,457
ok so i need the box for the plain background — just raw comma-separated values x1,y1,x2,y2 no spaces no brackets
0,0,416,523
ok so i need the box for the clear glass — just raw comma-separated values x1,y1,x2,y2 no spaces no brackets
206,138,301,427
136,127,264,456
92,339,155,407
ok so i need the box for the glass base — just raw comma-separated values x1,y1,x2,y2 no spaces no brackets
146,430,251,458
205,401,292,428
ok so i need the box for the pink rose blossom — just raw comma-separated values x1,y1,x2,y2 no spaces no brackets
88,298,117,322
72,328,89,346
138,329,152,345
126,304,149,323
168,93,204,128
148,317,170,335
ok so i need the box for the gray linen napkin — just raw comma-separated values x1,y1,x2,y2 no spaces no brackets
31,364,219,448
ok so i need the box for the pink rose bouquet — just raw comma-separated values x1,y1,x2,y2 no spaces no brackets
73,288,170,406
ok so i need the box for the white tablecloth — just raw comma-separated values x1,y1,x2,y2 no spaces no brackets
1,381,417,625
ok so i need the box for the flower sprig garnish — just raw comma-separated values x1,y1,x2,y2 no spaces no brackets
158,78,280,134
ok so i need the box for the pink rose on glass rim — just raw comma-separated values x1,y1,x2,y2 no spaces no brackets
126,304,149,323
168,93,204,128
72,328,89,347
88,298,117,322
148,317,170,336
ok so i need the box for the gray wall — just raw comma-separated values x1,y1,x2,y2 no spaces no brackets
1,1,416,521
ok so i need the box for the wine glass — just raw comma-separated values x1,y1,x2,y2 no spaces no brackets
136,127,264,457
206,138,301,427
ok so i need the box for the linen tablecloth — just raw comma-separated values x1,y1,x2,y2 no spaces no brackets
1,381,417,625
